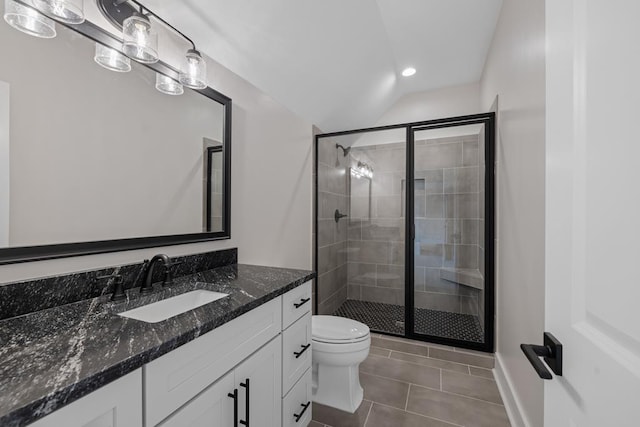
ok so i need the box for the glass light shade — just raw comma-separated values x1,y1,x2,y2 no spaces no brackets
179,49,207,89
32,0,84,24
122,14,158,63
155,73,183,96
94,43,131,72
3,0,56,38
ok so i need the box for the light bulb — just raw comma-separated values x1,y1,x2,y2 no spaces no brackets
3,0,56,38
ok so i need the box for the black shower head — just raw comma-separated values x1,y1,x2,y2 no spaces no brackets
336,143,351,157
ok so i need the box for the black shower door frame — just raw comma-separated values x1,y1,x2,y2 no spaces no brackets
314,112,496,353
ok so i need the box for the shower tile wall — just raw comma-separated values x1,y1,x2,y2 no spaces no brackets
317,141,349,315
414,134,483,317
347,142,406,306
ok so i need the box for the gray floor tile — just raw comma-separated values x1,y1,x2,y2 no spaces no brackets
389,351,470,374
469,366,494,379
370,336,429,357
360,354,440,389
312,400,372,427
360,372,410,409
369,346,391,357
407,385,510,427
365,403,458,427
428,347,494,368
441,370,502,404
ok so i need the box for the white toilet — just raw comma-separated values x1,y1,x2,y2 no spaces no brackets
311,315,371,413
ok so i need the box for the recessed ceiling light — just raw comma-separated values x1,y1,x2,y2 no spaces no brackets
401,67,416,77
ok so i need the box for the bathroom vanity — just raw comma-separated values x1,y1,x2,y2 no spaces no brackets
0,250,314,427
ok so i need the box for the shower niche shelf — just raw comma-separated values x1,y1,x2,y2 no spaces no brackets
440,268,484,290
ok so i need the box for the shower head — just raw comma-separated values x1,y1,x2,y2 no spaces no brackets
336,143,351,157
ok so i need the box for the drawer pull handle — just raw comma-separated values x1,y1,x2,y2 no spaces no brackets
294,401,311,422
294,298,310,309
227,389,238,427
294,343,311,359
240,379,250,426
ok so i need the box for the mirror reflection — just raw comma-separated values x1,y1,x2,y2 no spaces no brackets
0,15,227,249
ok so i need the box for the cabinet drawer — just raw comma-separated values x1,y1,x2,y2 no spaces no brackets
158,371,234,427
282,368,312,427
31,369,142,427
145,297,282,426
282,281,312,329
282,313,312,395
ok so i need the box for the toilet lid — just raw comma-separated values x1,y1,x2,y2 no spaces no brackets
312,315,370,343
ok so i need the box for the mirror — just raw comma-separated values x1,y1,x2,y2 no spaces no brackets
0,7,231,264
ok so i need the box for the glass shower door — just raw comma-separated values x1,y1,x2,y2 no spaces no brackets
409,120,493,348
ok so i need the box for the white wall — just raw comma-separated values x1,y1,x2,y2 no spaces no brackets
479,0,546,426
0,18,313,283
375,82,481,126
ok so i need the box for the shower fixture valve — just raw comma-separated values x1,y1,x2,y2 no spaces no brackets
334,209,348,223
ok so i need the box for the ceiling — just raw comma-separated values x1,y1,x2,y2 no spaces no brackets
143,0,503,132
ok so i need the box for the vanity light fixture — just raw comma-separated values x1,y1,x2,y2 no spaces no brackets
32,0,84,24
155,72,183,95
179,48,207,89
353,161,373,179
94,42,131,72
401,67,416,77
98,0,207,88
3,0,56,38
122,10,158,63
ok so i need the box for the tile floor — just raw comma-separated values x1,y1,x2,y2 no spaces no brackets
311,334,511,427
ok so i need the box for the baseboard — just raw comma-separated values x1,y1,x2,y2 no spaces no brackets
493,353,529,427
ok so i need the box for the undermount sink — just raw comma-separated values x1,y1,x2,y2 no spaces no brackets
119,290,229,323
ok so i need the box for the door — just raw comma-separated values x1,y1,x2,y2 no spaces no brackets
407,117,495,352
235,336,282,427
159,371,235,427
545,0,640,425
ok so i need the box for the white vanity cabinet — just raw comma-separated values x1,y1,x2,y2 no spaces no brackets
30,369,143,427
144,297,282,426
281,281,313,426
28,281,314,427
159,336,282,427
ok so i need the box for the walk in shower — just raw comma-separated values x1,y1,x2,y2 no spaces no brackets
314,114,495,351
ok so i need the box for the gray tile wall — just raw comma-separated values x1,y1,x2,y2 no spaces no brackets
347,143,406,306
413,135,484,315
316,138,350,314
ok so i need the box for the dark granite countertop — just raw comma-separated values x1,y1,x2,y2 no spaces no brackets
0,264,315,427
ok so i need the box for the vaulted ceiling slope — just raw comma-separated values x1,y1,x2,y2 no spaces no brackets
144,0,503,132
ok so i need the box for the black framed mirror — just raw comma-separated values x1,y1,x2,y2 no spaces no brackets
0,3,231,265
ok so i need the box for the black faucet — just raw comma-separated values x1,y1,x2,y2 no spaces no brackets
140,254,174,294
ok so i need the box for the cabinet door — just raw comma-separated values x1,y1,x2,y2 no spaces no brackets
30,369,142,427
282,369,312,427
235,336,282,427
282,313,312,395
158,371,234,427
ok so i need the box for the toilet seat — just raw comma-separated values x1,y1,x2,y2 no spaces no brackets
312,315,370,344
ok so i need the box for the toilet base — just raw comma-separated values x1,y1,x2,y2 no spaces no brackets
312,362,364,413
